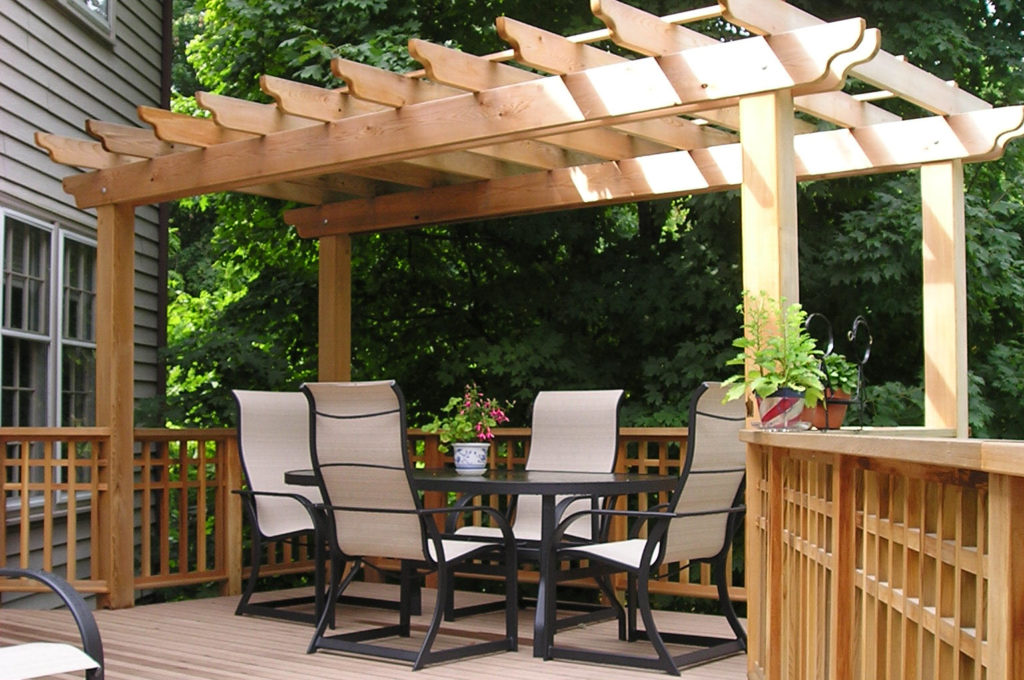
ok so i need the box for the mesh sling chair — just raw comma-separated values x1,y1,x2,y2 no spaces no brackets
232,389,331,623
0,567,104,679
302,380,518,670
445,389,624,624
233,390,418,624
547,382,747,675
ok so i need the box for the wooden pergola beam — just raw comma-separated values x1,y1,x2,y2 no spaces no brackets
285,106,1024,236
589,0,900,128
61,20,872,209
720,0,991,115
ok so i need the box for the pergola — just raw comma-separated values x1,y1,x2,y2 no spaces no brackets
34,0,1022,607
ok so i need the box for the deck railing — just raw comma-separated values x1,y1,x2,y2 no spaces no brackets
743,430,1024,680
2,426,738,606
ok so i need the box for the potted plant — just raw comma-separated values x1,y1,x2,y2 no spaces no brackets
723,291,825,430
800,352,859,429
422,383,512,474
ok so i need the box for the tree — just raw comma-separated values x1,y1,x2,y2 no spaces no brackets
153,0,1024,438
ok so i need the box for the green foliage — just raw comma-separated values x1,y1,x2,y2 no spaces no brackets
159,0,1024,440
821,353,859,396
723,293,825,406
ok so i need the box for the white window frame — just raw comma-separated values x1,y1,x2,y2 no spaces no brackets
2,209,97,512
50,0,117,43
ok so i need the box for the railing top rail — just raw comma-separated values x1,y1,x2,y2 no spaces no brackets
134,428,237,438
742,428,1024,477
0,427,112,439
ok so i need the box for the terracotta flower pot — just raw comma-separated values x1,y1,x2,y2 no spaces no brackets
800,389,850,430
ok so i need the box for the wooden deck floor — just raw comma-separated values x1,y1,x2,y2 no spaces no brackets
1,583,747,679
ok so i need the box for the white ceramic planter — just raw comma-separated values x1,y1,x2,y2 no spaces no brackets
452,442,489,475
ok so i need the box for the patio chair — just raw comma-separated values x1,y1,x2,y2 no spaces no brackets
234,390,417,624
0,567,104,679
446,389,624,622
302,380,518,670
232,389,330,624
547,381,747,675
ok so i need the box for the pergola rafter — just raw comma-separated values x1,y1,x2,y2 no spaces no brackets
31,0,1023,611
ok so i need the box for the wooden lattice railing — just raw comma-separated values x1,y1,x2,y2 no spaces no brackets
3,425,741,605
743,431,1024,680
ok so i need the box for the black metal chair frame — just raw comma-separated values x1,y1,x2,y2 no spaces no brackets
303,381,518,671
443,390,625,628
0,567,105,680
546,382,748,675
233,487,329,624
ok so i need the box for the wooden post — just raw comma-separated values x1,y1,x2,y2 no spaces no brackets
987,473,1024,680
829,455,857,680
745,443,766,678
222,436,243,596
920,161,968,436
739,91,800,304
318,235,352,381
94,203,136,609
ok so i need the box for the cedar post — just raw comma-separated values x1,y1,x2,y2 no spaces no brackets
318,235,352,381
921,161,968,436
739,90,800,305
94,203,136,608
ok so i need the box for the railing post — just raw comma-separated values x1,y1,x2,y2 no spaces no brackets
987,472,1024,680
222,436,243,596
830,455,857,680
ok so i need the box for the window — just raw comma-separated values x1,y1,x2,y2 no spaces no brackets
52,0,116,42
2,210,97,428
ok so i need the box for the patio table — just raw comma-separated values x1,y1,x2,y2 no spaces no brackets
285,467,675,658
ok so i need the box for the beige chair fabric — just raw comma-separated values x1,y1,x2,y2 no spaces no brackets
232,389,327,623
234,390,321,538
549,381,748,674
302,380,518,670
458,389,624,542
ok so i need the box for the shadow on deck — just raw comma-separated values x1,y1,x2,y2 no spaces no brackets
1,582,747,679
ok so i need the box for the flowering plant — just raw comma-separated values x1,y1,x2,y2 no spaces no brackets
423,383,512,449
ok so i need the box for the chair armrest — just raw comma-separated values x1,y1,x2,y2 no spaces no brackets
0,568,104,679
442,492,516,533
420,505,516,546
233,488,326,531
553,508,673,543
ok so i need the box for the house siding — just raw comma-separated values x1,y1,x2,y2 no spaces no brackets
1,0,166,589
0,0,164,404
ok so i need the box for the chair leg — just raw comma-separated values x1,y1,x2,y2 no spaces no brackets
235,530,264,616
399,561,415,637
636,570,681,676
626,572,640,641
713,556,747,647
412,561,449,671
504,539,518,651
308,553,361,654
593,573,627,640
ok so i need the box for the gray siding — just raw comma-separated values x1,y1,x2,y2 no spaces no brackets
1,0,165,403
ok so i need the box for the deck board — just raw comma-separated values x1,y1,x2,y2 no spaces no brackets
1,583,747,678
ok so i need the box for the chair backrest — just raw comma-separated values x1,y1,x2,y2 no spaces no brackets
661,382,747,565
301,380,424,561
516,389,624,539
233,390,322,539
